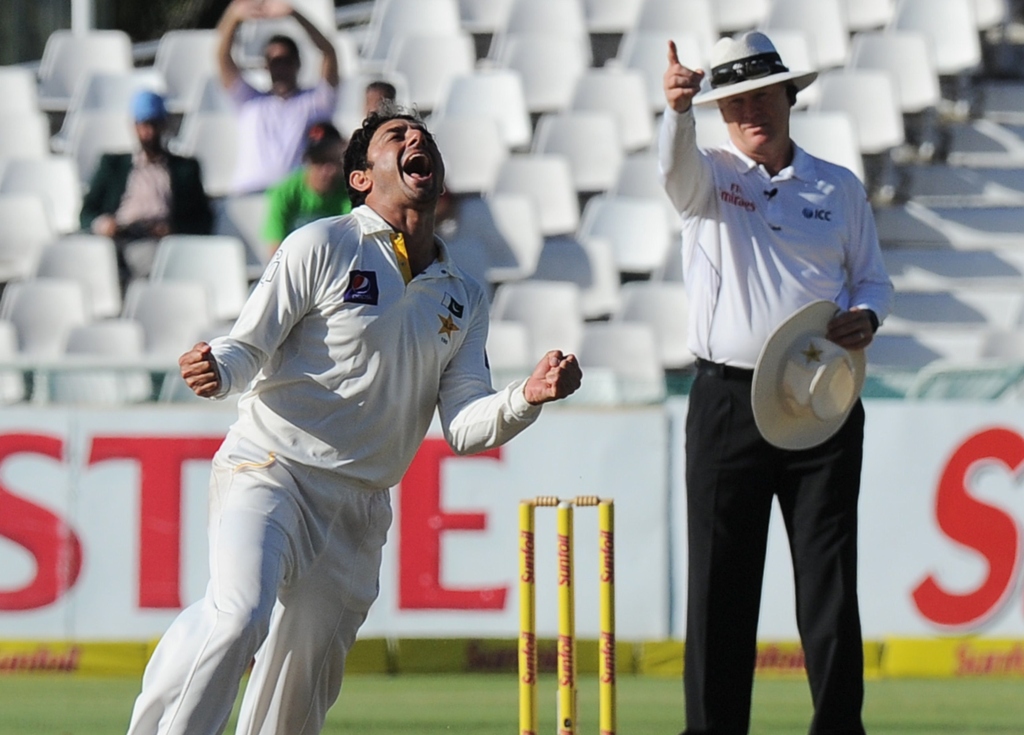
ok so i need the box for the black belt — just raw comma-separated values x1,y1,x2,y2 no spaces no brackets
695,358,755,382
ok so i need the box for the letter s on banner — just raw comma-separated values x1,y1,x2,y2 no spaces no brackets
0,433,83,611
912,428,1023,628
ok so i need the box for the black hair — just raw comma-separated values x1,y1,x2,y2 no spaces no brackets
365,80,397,101
786,83,798,107
304,121,344,164
343,104,429,207
264,34,300,61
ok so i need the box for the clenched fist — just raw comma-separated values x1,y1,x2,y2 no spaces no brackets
523,350,582,405
179,342,222,398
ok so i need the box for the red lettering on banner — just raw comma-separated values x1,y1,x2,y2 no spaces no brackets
88,436,222,609
0,434,83,610
912,428,1023,628
398,440,506,609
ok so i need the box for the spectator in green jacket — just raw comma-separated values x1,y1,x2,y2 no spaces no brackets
80,90,213,292
261,121,351,253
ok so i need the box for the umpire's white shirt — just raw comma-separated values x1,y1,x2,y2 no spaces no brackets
209,205,540,489
658,107,894,369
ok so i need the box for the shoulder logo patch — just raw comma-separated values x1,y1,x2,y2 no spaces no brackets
343,270,379,305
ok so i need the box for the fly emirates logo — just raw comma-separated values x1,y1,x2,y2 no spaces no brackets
719,183,756,212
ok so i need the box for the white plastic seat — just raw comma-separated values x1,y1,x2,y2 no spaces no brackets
530,235,622,319
577,322,666,404
122,280,214,358
154,29,220,114
887,0,982,76
448,193,543,282
788,112,865,182
383,32,476,114
362,0,462,63
635,0,718,62
844,0,895,30
491,280,585,357
570,69,653,152
485,319,532,387
492,155,580,236
617,31,706,115
0,194,54,283
50,320,152,405
171,112,239,198
0,67,40,114
433,116,508,195
494,34,590,114
714,0,770,32
0,320,25,404
614,281,694,369
0,278,91,357
214,194,273,278
67,111,136,187
584,0,645,33
457,0,515,33
150,235,250,322
765,29,820,109
498,0,589,46
973,0,1006,30
849,32,941,114
0,157,83,234
532,112,623,193
886,289,1024,332
759,0,849,69
0,111,50,160
35,235,122,319
187,74,235,114
432,70,533,150
52,72,159,153
611,153,681,235
579,195,672,276
883,248,1024,290
812,70,905,156
37,30,134,112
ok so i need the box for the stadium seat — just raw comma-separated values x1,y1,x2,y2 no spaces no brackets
973,0,1007,30
614,281,694,369
0,66,40,114
813,70,905,156
616,30,706,115
530,235,622,319
154,29,220,114
492,155,580,235
232,0,337,81
66,111,136,187
0,320,25,404
37,30,134,112
485,319,532,388
35,235,122,319
788,111,865,182
759,0,849,69
767,30,820,109
433,116,509,195
494,34,590,115
0,194,54,283
383,32,476,114
887,0,982,77
333,70,410,139
576,322,666,404
150,235,250,322
713,0,770,33
448,193,543,283
578,195,673,276
432,70,532,150
886,289,1024,332
0,111,51,160
532,112,623,194
49,320,152,405
491,280,584,357
52,72,157,153
122,280,214,358
634,0,718,62
497,0,589,50
845,0,895,31
457,0,516,34
583,0,644,33
0,278,91,357
849,32,941,115
214,194,273,278
0,157,83,234
611,153,681,235
170,111,239,198
186,75,234,115
570,69,654,152
362,0,462,64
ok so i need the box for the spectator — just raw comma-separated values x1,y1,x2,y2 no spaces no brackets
217,0,340,194
262,120,351,252
80,90,213,292
364,80,397,117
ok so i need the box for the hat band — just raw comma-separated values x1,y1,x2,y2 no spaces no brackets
710,51,788,89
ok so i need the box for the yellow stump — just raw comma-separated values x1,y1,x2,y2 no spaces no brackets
598,500,616,735
557,501,577,735
518,501,537,735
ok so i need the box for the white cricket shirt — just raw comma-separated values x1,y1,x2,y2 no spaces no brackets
209,205,541,489
658,107,894,368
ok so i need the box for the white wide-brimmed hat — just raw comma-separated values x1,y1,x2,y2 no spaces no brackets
693,31,818,106
751,300,866,450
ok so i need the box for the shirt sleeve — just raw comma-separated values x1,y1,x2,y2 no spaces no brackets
658,107,716,216
309,79,339,120
844,182,895,324
436,290,542,455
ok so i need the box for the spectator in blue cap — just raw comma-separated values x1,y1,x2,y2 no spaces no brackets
80,89,213,292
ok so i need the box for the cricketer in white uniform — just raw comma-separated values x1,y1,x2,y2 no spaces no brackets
126,108,582,735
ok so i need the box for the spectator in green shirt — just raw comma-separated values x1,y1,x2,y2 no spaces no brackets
262,121,351,252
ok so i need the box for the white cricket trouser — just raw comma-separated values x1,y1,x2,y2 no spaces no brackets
125,432,392,735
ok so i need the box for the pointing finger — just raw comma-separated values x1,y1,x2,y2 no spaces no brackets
667,39,680,66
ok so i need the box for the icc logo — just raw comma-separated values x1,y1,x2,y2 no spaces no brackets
802,207,832,221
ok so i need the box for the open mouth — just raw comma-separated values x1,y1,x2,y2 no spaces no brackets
402,151,434,183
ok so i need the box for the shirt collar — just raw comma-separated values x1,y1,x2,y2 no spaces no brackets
724,138,818,183
352,204,455,276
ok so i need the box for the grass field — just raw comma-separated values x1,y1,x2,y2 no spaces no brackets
2,673,1024,734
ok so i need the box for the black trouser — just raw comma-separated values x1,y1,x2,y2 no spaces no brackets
683,361,866,735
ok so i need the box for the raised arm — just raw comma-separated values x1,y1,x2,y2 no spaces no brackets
256,0,340,87
216,0,254,89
